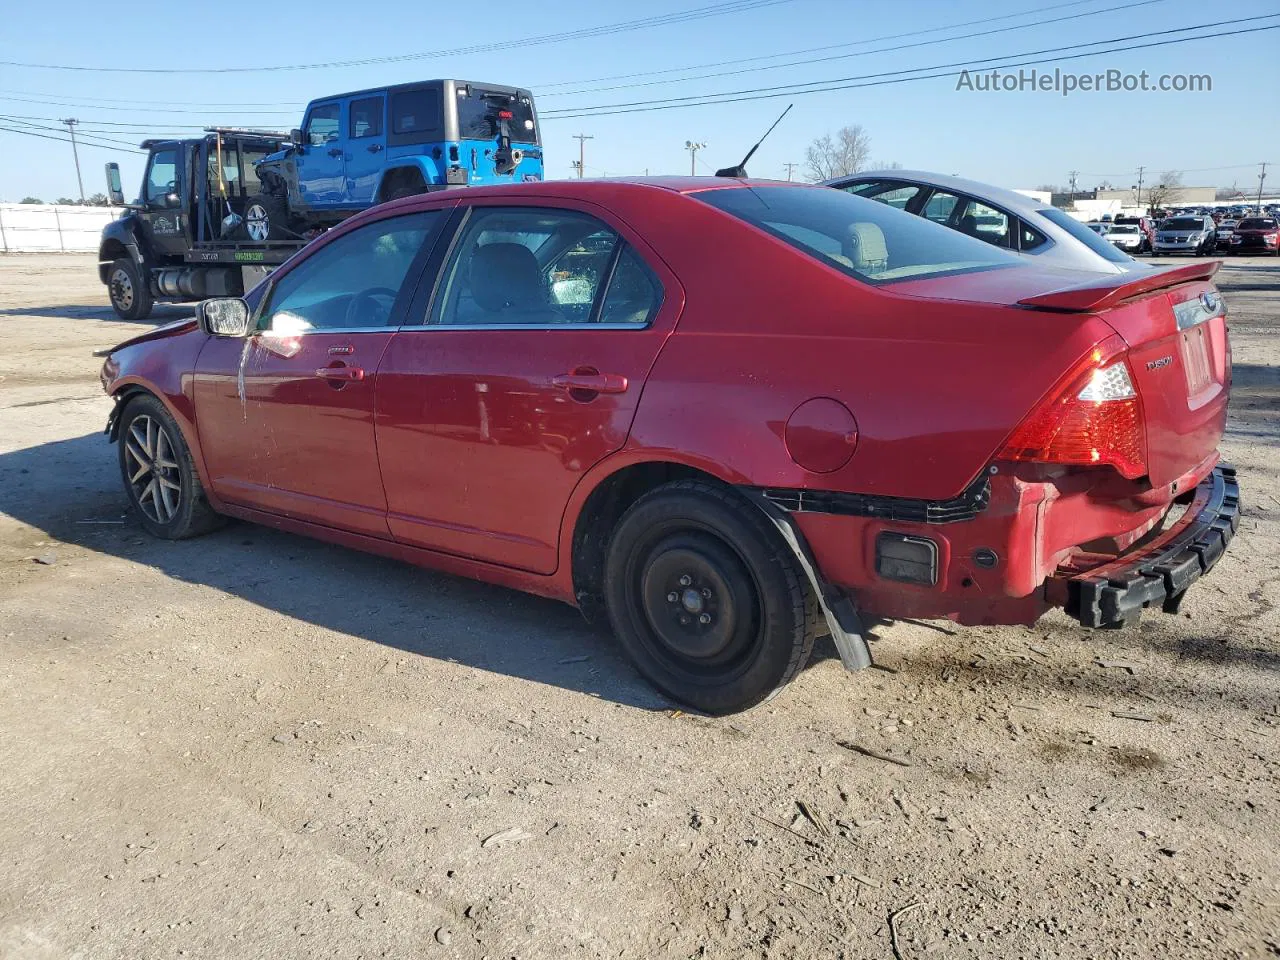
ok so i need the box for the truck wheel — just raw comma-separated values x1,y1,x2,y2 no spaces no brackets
387,183,426,201
244,194,290,242
603,480,813,714
107,258,153,321
117,394,223,540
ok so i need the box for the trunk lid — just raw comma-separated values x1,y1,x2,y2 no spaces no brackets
1018,262,1229,487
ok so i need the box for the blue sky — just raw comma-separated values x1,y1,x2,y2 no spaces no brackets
1,0,1277,201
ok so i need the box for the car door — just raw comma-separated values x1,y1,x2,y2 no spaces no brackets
296,101,345,207
375,200,680,574
136,144,190,259
193,209,445,536
344,95,386,205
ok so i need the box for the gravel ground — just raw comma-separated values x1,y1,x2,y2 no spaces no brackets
1,253,1277,960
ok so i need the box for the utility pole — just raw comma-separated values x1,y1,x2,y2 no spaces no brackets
1256,161,1268,213
685,140,706,176
1134,165,1145,211
572,133,593,179
61,118,84,202
1067,170,1079,198
783,162,798,181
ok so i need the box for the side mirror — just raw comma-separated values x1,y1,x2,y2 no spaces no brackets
196,298,253,338
290,128,304,146
105,162,125,206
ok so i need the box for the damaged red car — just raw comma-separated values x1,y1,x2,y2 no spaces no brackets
100,179,1238,713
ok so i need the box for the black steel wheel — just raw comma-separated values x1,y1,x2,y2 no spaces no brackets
107,258,153,321
117,394,223,540
604,480,813,713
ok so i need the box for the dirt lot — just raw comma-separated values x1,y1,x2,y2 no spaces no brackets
1,253,1277,960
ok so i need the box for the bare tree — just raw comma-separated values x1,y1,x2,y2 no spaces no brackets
1143,170,1183,214
804,125,872,182
86,193,111,206
872,159,903,171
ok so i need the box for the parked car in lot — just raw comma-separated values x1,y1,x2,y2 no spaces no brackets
1228,217,1280,255
825,170,1146,274
98,179,1237,713
1104,223,1145,253
1112,215,1155,250
1215,219,1239,250
1086,222,1111,235
1153,215,1218,256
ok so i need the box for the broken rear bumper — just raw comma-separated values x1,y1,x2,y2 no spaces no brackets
1060,464,1240,628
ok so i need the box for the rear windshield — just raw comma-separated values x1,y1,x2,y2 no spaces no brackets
457,86,538,144
1109,225,1139,234
1237,218,1277,230
1162,217,1205,230
694,185,1020,285
1037,208,1132,263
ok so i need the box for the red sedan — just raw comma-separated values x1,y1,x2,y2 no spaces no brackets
100,179,1238,713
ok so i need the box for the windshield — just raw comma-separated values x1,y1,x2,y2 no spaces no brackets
456,86,538,144
1237,218,1277,230
694,185,1020,285
1162,218,1204,231
1037,208,1132,263
1109,225,1139,234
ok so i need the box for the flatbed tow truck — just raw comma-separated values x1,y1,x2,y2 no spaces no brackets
99,128,311,320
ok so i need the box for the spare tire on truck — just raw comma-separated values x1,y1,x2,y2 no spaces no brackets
242,194,291,242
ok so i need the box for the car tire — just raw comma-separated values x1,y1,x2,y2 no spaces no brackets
107,258,153,321
603,480,814,714
243,194,292,242
117,394,223,540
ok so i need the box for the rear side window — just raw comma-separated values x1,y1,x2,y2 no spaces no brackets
1037,207,1132,264
391,88,442,136
1019,221,1048,251
695,186,1020,285
350,97,384,138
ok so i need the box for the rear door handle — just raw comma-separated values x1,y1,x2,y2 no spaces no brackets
315,366,365,382
552,372,628,395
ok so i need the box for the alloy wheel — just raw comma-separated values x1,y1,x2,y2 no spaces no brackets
245,203,270,242
124,414,182,524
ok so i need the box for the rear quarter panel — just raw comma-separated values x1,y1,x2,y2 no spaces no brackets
615,192,1119,501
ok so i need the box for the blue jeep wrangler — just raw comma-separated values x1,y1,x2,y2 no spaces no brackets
249,79,542,238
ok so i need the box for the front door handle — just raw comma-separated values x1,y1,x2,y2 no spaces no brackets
328,147,344,158
552,372,629,396
315,366,365,382
367,143,384,153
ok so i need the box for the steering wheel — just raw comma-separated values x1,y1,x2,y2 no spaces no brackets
343,287,399,327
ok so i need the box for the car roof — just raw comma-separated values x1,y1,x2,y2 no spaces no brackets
314,78,535,103
387,176,808,203
822,169,1056,216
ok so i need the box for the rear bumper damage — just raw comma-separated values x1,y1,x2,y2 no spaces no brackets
1057,463,1239,628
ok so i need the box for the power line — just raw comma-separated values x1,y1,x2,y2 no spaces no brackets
0,115,144,149
541,0,1168,99
0,124,142,152
535,0,1109,90
0,0,794,74
540,16,1280,119
0,88,304,109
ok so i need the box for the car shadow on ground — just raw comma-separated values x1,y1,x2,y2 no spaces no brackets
0,431,676,712
0,304,192,323
1228,363,1280,447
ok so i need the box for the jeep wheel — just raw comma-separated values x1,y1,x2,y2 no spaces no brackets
244,194,290,242
107,258,153,321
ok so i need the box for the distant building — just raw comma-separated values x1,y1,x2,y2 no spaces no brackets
1096,186,1216,206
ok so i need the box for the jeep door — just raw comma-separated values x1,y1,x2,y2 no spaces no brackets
344,94,386,206
295,101,346,208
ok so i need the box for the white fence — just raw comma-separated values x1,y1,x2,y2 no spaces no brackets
0,204,127,253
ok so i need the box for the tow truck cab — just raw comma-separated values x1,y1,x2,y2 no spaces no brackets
98,131,300,320
255,79,543,228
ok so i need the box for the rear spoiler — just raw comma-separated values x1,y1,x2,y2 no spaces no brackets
1018,261,1219,313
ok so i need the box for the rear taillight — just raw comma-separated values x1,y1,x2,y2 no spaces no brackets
999,336,1147,479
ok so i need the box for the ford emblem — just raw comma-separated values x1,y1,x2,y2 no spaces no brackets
1201,291,1220,311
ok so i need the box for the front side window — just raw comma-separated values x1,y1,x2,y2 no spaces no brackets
350,97,384,138
431,207,657,326
958,200,1012,248
305,104,341,146
921,190,960,224
145,149,178,203
260,212,440,332
695,186,1020,285
839,181,925,212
